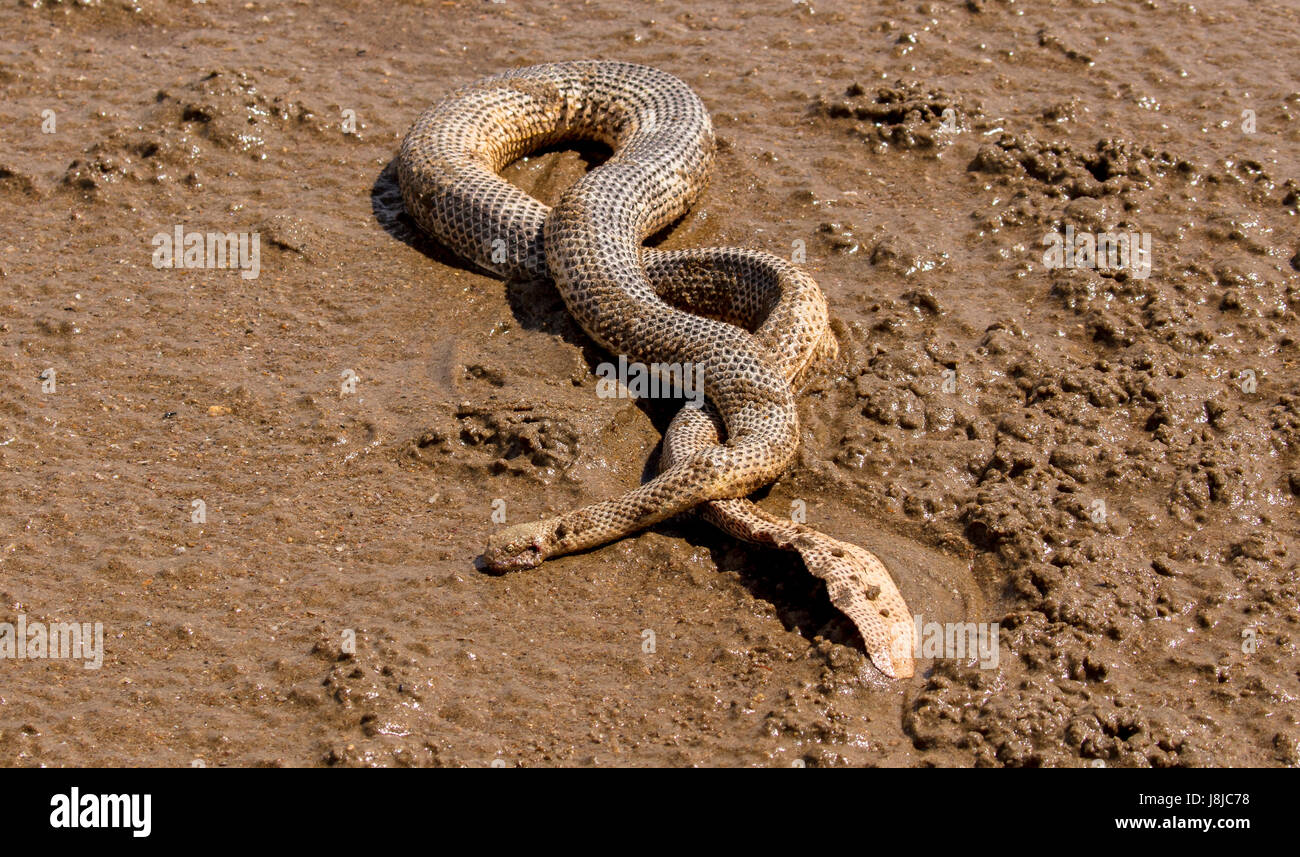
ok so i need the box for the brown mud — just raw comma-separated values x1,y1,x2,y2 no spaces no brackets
0,0,1296,767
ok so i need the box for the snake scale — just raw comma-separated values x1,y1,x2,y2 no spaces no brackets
398,61,915,677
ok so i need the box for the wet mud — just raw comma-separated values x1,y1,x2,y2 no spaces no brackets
0,0,1296,766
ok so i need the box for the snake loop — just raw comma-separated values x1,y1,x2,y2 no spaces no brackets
398,61,915,677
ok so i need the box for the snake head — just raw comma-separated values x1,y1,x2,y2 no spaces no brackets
480,521,550,573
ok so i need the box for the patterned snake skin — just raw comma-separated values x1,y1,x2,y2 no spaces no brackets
398,61,915,677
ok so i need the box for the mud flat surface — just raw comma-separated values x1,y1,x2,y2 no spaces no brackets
1,0,1297,767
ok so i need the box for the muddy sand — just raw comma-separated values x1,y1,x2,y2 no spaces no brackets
1,0,1297,767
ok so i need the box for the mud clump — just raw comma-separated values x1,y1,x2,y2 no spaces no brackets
0,164,37,197
815,81,976,151
60,68,330,197
409,403,580,482
968,134,1186,199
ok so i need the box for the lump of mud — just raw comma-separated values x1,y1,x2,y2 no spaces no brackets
968,133,1184,199
814,80,977,152
0,164,37,198
408,403,580,482
61,68,330,197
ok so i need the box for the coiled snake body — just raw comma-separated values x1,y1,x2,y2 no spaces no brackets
398,61,915,677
